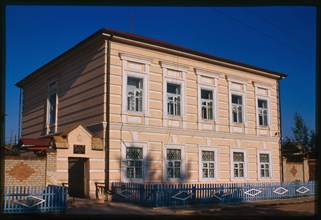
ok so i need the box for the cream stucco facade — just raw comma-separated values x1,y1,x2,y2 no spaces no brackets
16,28,286,199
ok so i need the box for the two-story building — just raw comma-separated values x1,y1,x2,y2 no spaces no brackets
16,28,287,198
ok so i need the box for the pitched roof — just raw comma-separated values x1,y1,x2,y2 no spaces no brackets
16,28,287,87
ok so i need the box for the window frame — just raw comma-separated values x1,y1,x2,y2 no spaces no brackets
126,76,144,112
163,145,185,182
120,53,151,119
257,97,270,128
257,150,272,180
46,80,58,135
230,149,247,180
231,93,244,124
200,88,214,120
167,83,182,116
199,146,218,181
121,141,148,183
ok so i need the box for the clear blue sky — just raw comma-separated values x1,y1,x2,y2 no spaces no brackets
5,6,316,143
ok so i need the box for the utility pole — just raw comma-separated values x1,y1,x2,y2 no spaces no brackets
130,13,135,33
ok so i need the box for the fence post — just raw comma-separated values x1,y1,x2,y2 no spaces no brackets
192,185,196,204
153,185,158,207
140,184,145,205
220,185,224,203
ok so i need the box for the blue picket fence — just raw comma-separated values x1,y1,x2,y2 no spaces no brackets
112,181,316,207
1,185,68,213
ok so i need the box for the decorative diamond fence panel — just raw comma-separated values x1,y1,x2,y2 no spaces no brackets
1,185,68,213
112,181,315,207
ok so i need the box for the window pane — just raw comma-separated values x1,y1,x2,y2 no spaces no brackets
135,168,142,178
167,168,173,178
258,99,267,108
167,149,181,160
239,169,244,177
174,168,181,178
209,169,215,178
127,168,134,178
202,151,214,161
232,95,242,104
127,77,142,88
201,90,212,99
126,147,143,159
167,83,180,94
233,152,244,162
203,169,208,178
260,154,269,162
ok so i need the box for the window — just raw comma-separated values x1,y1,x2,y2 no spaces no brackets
258,99,268,126
201,89,213,120
232,94,243,123
47,81,57,134
126,147,143,179
166,149,181,178
233,152,244,178
259,153,270,178
202,151,215,178
127,77,143,112
167,83,181,116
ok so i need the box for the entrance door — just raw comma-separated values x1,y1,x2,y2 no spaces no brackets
68,158,88,198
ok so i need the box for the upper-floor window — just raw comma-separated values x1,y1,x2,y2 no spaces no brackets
201,89,213,120
259,153,270,178
126,147,143,179
258,99,268,127
232,94,243,124
47,81,57,134
127,77,143,112
167,83,181,116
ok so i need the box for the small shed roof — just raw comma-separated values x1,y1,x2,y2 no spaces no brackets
18,138,50,148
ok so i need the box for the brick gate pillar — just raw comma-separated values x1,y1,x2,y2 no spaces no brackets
46,150,57,185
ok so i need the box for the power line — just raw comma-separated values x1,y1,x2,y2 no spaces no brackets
212,8,314,60
243,8,315,48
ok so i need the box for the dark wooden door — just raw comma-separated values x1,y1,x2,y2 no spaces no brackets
68,158,87,198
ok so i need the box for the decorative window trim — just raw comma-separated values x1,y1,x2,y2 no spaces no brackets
257,150,272,180
227,76,248,85
121,54,150,117
199,146,218,181
230,148,247,181
126,77,143,112
120,53,152,66
46,80,58,135
256,97,270,128
196,69,220,126
230,92,245,125
160,61,188,73
195,69,221,79
254,82,272,134
121,141,148,183
163,145,185,182
228,76,247,130
199,86,217,121
163,78,185,119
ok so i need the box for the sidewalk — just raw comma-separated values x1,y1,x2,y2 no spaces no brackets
67,196,316,216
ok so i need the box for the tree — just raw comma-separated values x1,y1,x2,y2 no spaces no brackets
282,112,316,158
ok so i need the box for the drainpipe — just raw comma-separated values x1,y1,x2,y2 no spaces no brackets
0,5,6,211
103,32,113,205
18,88,22,139
278,78,284,182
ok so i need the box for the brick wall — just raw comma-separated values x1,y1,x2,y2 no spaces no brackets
282,157,309,182
4,152,57,187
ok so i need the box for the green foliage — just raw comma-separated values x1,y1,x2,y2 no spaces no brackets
283,112,316,158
